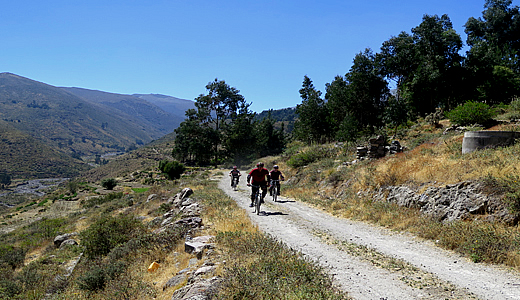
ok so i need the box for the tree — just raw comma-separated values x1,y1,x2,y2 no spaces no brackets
377,31,416,104
0,173,11,189
294,76,331,144
343,49,389,130
195,78,249,131
221,110,257,166
101,178,117,190
465,0,520,104
324,75,349,134
410,14,464,114
255,112,287,157
173,108,220,165
158,160,186,180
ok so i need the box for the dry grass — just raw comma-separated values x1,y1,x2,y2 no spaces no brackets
278,121,520,270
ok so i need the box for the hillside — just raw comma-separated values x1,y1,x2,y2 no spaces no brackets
1,114,520,299
0,121,90,178
63,88,185,133
0,73,166,156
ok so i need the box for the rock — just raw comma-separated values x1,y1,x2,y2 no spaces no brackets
185,235,214,259
170,276,221,300
175,217,203,228
59,239,78,249
163,274,187,291
194,265,216,276
375,181,515,224
161,217,174,227
54,233,77,248
181,203,201,217
146,194,158,202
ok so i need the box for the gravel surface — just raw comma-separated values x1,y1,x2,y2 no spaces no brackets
218,175,520,300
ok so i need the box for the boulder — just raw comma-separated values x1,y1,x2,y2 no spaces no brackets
54,233,77,248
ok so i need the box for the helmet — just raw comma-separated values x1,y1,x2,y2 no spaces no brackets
233,166,237,169
273,165,279,169
256,162,264,167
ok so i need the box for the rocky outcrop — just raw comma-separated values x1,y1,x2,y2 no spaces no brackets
53,232,78,248
149,187,222,299
370,181,518,224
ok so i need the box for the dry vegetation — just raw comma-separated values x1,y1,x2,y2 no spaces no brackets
276,119,520,270
0,165,348,299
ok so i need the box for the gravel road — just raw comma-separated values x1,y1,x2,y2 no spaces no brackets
218,175,520,300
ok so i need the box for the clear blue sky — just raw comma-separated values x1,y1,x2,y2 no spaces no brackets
1,0,517,113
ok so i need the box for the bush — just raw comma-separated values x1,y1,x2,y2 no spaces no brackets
158,160,186,180
286,145,336,168
77,261,127,292
101,178,118,190
446,101,496,127
0,245,26,270
77,265,106,292
80,214,144,258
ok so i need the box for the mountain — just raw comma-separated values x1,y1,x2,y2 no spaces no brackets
0,73,163,159
133,93,195,120
62,88,186,133
0,120,90,178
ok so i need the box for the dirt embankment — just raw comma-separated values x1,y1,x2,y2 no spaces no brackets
218,175,520,300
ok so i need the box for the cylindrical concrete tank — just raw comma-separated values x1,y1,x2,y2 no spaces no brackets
462,131,520,154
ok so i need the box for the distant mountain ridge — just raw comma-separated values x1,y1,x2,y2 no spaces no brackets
0,72,195,178
62,88,186,133
133,94,195,120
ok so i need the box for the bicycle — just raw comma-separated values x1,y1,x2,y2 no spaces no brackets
271,179,280,202
231,176,239,191
248,184,262,215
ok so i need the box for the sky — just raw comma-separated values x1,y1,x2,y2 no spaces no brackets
1,0,518,113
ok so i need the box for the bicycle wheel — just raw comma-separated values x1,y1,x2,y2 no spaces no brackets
232,179,237,191
272,185,277,202
256,192,261,215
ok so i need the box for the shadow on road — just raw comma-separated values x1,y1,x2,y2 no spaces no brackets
255,211,289,216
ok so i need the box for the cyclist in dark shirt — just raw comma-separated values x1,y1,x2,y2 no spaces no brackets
247,162,270,207
229,166,241,186
269,165,284,196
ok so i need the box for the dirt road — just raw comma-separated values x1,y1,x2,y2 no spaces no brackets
218,175,520,300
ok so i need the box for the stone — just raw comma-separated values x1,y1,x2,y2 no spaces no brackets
54,233,77,248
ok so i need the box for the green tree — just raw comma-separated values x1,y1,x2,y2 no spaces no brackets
221,111,257,166
410,14,464,114
195,78,250,131
294,76,331,144
172,109,220,165
101,178,117,190
175,79,252,165
255,113,287,157
343,49,389,130
158,160,186,180
0,173,11,189
465,0,520,104
377,31,416,104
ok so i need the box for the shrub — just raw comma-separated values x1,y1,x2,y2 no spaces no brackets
77,261,127,292
446,101,496,127
83,192,123,208
286,145,336,168
77,265,106,292
80,214,145,258
158,160,186,180
0,245,26,270
101,178,118,190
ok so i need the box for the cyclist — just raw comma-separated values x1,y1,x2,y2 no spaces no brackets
229,166,241,187
269,165,284,196
247,162,270,207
